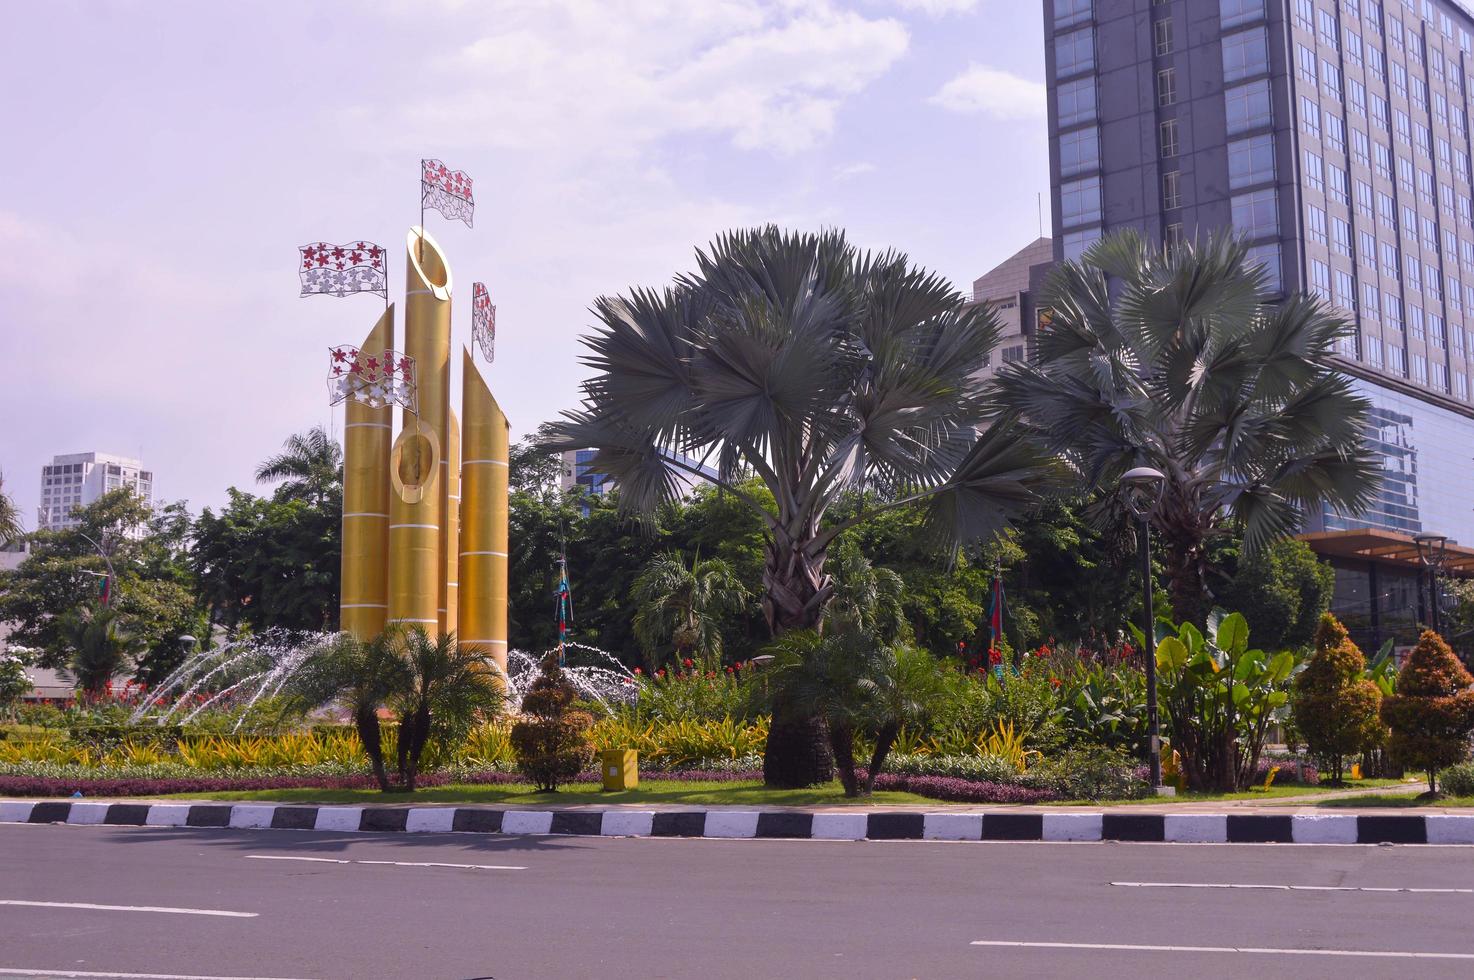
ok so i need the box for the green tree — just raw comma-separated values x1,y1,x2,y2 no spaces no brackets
995,231,1379,625
0,470,22,546
0,650,33,719
63,606,141,696
1291,614,1383,783
632,551,749,672
255,426,342,505
1381,629,1474,793
0,490,197,673
551,227,1049,787
191,488,340,632
286,631,409,791
389,628,507,791
1219,537,1335,652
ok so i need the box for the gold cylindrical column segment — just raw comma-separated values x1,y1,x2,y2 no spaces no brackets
458,348,511,675
440,409,460,636
389,226,452,629
340,305,394,640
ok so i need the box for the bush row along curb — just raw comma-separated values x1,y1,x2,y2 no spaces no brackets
3,801,1473,844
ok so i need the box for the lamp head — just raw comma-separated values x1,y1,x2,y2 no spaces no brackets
1119,466,1166,519
1413,532,1449,570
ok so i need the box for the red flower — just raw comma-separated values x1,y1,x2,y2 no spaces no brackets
656,669,666,678
633,667,643,675
683,658,694,668
725,666,733,674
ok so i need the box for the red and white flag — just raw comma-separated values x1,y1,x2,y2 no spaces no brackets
327,345,418,413
472,281,496,362
421,159,474,228
299,242,387,299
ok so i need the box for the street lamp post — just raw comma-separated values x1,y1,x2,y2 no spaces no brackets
1121,466,1167,793
1414,532,1449,635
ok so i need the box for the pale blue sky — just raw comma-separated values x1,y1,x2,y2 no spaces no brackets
0,0,1049,525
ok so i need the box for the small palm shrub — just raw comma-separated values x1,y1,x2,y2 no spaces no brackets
1291,614,1383,783
510,653,595,791
1381,630,1474,793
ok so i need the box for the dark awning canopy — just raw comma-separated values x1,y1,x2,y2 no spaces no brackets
1298,529,1474,577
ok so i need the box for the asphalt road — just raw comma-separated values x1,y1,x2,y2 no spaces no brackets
3,823,1474,979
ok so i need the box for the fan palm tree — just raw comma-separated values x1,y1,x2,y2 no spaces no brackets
388,628,507,792
632,551,750,671
993,231,1379,625
0,470,22,546
285,630,410,791
550,227,1051,786
255,426,343,505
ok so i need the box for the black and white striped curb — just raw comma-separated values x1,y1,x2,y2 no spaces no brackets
4,800,1474,844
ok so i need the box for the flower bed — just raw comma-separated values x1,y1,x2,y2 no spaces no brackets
0,765,1058,804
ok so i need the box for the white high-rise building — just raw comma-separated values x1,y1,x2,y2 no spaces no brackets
37,452,153,531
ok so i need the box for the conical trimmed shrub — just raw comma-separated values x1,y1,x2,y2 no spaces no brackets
1381,630,1474,793
1292,614,1383,783
509,653,595,792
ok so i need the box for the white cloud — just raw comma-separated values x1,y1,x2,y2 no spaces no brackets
928,63,1045,120
400,0,909,157
833,161,876,180
893,0,981,14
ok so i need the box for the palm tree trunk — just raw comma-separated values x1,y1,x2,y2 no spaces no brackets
354,705,390,792
760,531,836,788
864,721,901,795
828,720,858,797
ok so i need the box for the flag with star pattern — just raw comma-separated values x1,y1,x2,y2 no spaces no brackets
326,345,418,413
472,281,495,362
421,159,474,228
299,242,388,299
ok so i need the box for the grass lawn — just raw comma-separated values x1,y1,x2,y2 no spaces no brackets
161,780,938,807
1315,790,1474,808
1045,778,1414,807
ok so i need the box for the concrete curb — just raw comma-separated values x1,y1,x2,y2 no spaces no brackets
4,800,1474,844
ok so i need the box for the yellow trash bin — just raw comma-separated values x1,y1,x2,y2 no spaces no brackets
601,749,638,791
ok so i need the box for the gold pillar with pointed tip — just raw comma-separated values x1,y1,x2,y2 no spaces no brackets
440,409,460,636
458,347,511,674
388,227,452,630
339,305,394,640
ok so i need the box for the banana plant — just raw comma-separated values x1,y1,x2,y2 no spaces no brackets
1139,610,1296,791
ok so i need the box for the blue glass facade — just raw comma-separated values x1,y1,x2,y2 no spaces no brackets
1321,377,1474,544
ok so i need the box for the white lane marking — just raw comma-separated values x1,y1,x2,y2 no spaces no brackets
245,854,524,870
0,970,316,979
1112,881,1474,894
0,900,255,918
970,940,1474,959
356,859,526,870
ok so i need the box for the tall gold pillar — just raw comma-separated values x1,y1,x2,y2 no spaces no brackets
458,348,511,674
340,305,394,640
440,409,460,635
388,227,452,629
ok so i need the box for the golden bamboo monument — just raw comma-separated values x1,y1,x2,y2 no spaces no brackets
388,227,452,629
458,348,511,675
339,306,395,640
440,409,461,635
339,225,508,658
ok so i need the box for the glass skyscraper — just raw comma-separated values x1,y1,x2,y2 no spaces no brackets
1044,0,1474,546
